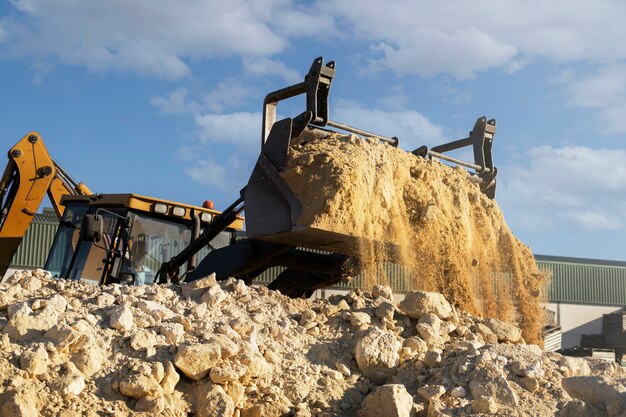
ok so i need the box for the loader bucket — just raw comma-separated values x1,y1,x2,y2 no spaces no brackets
244,56,497,257
244,121,369,256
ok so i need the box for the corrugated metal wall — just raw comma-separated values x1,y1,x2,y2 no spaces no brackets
10,216,626,307
537,259,626,306
10,214,58,267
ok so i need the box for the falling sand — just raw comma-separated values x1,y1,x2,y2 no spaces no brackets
282,131,545,344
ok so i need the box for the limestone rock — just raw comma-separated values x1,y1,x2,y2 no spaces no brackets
418,385,446,400
130,329,159,351
205,334,240,359
375,301,395,321
482,318,522,343
398,291,452,320
72,346,105,377
347,311,372,328
423,350,442,368
161,361,180,394
159,322,185,344
174,343,221,381
355,327,401,384
561,376,626,408
469,373,518,407
136,299,175,320
559,356,591,377
210,360,248,384
474,323,498,344
360,384,415,417
108,305,134,331
471,397,498,414
196,384,235,417
0,390,38,417
20,344,48,377
180,274,217,300
372,285,393,300
404,336,428,355
120,374,162,399
50,374,86,396
201,285,227,307
450,386,466,398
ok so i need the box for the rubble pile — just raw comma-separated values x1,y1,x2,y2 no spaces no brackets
1,269,624,417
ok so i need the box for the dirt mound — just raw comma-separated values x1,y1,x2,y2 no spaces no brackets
283,133,544,343
1,269,624,417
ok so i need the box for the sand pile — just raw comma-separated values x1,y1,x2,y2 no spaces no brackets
1,269,624,417
282,133,544,343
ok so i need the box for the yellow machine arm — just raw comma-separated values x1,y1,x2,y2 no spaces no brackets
0,132,92,276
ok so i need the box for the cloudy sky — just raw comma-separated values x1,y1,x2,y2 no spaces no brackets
2,0,625,261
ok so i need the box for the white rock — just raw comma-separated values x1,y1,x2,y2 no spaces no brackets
372,285,393,300
559,356,591,376
562,376,625,408
201,285,227,307
174,343,221,381
109,305,134,331
360,384,415,417
398,291,452,320
20,344,48,377
159,322,185,344
450,386,466,398
137,299,175,320
417,384,445,400
210,361,248,384
130,329,159,351
471,397,498,414
180,274,217,300
161,361,180,394
355,327,401,384
469,373,518,407
120,374,162,399
196,384,235,417
0,390,38,417
482,318,522,343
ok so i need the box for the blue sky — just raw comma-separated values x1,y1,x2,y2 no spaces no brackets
2,0,626,261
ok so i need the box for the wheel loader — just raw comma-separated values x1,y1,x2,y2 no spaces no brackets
2,56,498,297
153,57,499,297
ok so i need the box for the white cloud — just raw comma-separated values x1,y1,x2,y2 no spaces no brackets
499,145,626,232
2,0,300,79
242,57,300,83
186,157,228,187
202,80,259,113
185,154,253,190
333,99,446,150
566,65,626,133
194,112,261,151
6,0,626,86
320,0,626,78
374,28,517,79
151,88,193,115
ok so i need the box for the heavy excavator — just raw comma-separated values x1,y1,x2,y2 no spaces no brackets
2,57,497,297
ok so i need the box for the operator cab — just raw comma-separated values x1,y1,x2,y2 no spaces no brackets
44,194,243,285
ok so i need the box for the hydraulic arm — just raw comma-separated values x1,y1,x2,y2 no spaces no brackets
0,133,92,276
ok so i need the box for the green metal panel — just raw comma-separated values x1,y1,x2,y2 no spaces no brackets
11,210,626,307
10,213,58,268
537,257,626,306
